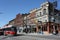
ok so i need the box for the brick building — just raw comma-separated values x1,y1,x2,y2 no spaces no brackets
14,13,23,27
14,13,29,27
23,8,40,33
8,19,15,25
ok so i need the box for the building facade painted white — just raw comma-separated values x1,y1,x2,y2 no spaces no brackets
35,2,49,23
35,2,60,24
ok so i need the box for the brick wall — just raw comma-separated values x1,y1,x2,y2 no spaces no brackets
14,14,23,26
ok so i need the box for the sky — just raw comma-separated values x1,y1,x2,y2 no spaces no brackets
0,0,60,28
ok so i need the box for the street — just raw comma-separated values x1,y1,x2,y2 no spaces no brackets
0,35,60,40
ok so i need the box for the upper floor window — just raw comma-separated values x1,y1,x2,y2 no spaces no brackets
43,9,46,15
45,20,47,22
40,12,41,16
37,13,40,17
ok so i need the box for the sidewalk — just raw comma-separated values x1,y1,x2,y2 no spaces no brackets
18,32,60,37
24,33,53,36
24,33,60,39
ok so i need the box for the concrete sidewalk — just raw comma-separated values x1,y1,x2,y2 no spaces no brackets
18,32,60,37
24,33,53,36
25,33,60,37
24,33,60,40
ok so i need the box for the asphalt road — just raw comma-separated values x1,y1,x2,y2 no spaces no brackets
0,35,60,40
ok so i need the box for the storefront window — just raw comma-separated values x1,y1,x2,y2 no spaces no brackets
43,26,47,31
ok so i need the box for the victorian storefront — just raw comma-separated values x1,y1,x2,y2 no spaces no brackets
28,1,60,34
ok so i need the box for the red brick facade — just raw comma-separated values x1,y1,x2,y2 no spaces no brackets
14,14,23,26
